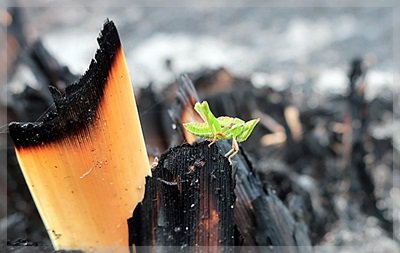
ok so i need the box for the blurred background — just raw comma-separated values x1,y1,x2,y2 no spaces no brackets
1,1,399,252
12,4,395,95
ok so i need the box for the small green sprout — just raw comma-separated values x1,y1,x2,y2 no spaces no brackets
183,101,260,164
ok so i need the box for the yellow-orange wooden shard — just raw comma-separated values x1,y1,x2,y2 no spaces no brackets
9,20,150,252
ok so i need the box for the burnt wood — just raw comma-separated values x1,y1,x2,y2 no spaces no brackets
8,20,121,148
216,140,312,253
129,141,236,252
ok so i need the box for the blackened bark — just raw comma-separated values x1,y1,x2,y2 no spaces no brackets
216,140,312,253
129,141,236,251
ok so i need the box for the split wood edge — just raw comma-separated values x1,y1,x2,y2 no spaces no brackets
9,20,150,252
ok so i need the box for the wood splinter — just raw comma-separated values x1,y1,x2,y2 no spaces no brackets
9,20,150,252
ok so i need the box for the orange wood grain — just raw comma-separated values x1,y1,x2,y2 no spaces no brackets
14,48,150,252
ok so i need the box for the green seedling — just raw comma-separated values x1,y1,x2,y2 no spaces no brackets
183,101,260,164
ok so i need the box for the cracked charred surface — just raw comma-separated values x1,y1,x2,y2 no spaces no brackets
129,141,237,251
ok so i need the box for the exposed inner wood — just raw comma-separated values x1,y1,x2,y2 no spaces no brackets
9,21,150,251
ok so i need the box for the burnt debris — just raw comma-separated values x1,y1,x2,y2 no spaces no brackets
8,19,121,148
129,141,237,250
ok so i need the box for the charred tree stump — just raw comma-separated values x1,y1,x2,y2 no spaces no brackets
129,141,236,252
130,140,312,253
